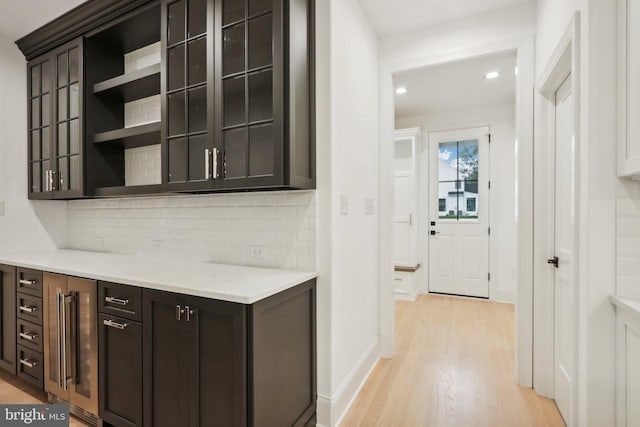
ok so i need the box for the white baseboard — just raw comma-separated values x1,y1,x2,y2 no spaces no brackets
394,292,418,302
316,337,380,427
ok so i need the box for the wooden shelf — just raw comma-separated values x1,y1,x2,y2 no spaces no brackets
93,184,166,198
93,122,161,149
93,64,160,102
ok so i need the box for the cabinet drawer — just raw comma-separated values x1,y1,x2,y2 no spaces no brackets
16,293,43,325
17,268,43,297
99,281,142,322
17,345,43,389
16,319,43,353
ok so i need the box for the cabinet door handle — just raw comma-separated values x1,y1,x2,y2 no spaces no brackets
176,305,185,321
205,148,211,179
105,296,129,306
19,331,38,341
19,305,39,313
19,279,38,286
212,148,219,179
103,319,128,330
20,358,39,368
185,306,195,322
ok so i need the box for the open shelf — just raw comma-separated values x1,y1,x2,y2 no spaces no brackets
93,184,166,198
93,63,160,102
94,121,161,149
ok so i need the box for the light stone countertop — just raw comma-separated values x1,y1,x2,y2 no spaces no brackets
610,295,640,319
0,249,317,304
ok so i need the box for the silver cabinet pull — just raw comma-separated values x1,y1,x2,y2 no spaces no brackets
105,296,129,306
19,305,39,313
103,319,128,330
50,170,57,191
185,306,195,322
56,293,62,388
176,305,184,321
212,148,219,179
20,358,39,368
19,331,38,341
19,279,37,286
205,148,211,179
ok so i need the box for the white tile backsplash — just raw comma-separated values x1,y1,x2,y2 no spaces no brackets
124,42,161,74
66,191,317,271
125,145,162,186
124,95,161,128
617,180,640,299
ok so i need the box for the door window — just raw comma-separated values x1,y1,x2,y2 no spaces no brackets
438,140,479,220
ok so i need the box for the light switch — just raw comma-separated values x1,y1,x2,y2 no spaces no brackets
340,195,349,215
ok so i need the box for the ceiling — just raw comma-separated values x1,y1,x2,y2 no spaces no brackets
393,51,517,118
359,0,533,36
0,0,89,40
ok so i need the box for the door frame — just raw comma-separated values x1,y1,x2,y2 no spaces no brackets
378,35,536,388
533,13,581,422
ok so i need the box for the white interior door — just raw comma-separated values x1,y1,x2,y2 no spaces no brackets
428,127,489,298
552,74,575,426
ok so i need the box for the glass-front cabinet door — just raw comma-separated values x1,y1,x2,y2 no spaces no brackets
28,38,84,200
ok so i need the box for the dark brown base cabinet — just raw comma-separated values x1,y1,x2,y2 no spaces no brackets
0,264,17,375
143,280,316,427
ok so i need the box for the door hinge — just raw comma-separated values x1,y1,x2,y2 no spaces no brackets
488,273,491,281
488,180,491,189
488,227,491,236
488,134,491,143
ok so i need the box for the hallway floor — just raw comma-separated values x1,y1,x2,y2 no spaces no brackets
341,295,566,427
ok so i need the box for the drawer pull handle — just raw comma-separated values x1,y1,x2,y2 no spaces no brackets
20,358,39,368
103,319,128,330
19,279,38,286
19,332,38,341
105,296,129,306
19,305,39,313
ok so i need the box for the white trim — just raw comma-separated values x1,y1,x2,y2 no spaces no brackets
532,13,581,426
378,36,536,387
315,338,380,427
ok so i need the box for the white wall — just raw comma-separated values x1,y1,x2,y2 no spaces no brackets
535,1,617,426
396,103,517,303
0,37,67,252
315,0,381,425
380,3,536,67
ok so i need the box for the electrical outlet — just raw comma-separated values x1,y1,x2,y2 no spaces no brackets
250,246,266,259
95,236,105,251
365,198,374,215
340,195,349,215
151,238,164,248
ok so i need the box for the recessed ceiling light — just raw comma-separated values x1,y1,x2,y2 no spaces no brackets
485,71,500,80
396,86,407,95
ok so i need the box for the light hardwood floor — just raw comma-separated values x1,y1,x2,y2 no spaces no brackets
341,295,566,427
0,369,89,426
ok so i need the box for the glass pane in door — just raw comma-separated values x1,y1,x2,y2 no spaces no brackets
438,140,479,220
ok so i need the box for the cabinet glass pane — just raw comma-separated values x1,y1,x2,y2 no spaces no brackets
69,48,79,83
31,130,40,160
188,135,207,180
168,138,187,182
69,83,79,118
58,157,69,191
223,0,245,25
168,45,186,91
42,94,50,126
248,15,272,69
58,122,68,156
42,128,50,159
31,162,41,193
223,76,245,127
42,60,51,93
188,0,207,37
69,119,80,154
188,37,206,85
224,128,247,178
223,24,245,76
57,53,68,87
168,0,186,45
31,65,40,96
31,98,40,129
249,0,272,16
188,87,207,132
248,69,272,122
42,160,50,190
168,92,186,136
249,123,273,176
58,88,67,121
70,155,80,191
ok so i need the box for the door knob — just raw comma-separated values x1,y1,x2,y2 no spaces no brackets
547,256,559,268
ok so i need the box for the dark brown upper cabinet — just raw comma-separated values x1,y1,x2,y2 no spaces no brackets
28,38,85,199
19,0,314,198
163,0,314,192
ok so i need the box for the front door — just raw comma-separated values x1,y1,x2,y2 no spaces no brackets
552,74,575,426
428,127,489,298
